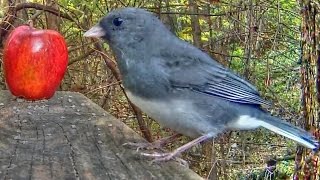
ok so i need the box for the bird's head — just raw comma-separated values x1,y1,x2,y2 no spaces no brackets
84,8,169,51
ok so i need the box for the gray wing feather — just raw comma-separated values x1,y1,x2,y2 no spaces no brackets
159,46,271,107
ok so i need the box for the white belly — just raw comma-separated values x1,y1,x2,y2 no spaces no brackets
126,90,216,137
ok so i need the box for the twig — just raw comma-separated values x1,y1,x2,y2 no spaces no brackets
68,49,95,65
14,3,73,20
85,81,122,95
0,2,74,45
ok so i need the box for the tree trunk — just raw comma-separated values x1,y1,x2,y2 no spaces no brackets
45,0,59,30
188,0,202,48
295,0,320,179
243,0,254,79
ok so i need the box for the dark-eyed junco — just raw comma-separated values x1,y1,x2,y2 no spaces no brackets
84,7,318,162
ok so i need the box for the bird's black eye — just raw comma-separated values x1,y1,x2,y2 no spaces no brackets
113,17,123,26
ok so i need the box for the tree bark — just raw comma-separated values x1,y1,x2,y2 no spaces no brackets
295,0,320,179
188,0,202,48
45,0,60,30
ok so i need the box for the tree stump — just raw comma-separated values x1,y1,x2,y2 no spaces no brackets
0,90,202,180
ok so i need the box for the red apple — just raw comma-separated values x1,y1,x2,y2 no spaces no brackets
3,25,68,100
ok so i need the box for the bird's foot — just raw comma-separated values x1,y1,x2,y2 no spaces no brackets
123,133,182,151
141,152,188,167
140,133,214,166
126,133,214,167
123,141,163,151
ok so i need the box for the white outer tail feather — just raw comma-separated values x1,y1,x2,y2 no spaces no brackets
230,115,316,149
259,121,316,149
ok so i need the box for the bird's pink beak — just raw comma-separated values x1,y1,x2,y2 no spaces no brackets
84,24,105,37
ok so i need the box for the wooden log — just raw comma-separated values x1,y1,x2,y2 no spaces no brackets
0,90,203,180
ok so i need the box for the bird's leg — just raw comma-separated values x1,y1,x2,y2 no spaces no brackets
141,133,215,163
123,133,182,151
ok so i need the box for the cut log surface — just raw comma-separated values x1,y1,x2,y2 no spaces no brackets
0,90,203,180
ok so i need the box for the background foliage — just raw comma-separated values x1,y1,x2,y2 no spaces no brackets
1,0,319,179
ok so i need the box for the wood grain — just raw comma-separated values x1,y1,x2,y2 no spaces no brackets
0,90,203,180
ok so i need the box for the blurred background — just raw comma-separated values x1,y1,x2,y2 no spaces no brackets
1,0,320,179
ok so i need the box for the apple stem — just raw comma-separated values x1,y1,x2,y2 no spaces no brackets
27,20,34,28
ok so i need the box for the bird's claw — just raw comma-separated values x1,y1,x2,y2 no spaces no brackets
123,142,162,152
140,152,189,167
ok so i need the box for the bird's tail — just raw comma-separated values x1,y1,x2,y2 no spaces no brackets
260,115,318,150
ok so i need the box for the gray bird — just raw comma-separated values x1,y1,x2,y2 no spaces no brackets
84,7,318,162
